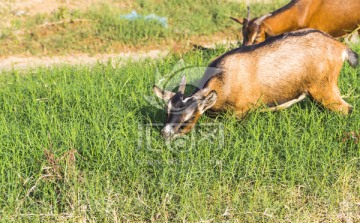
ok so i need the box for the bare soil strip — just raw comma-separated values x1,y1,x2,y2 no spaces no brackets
0,39,238,71
0,50,168,71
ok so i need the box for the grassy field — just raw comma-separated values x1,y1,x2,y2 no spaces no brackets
0,0,360,222
0,43,359,222
0,0,288,56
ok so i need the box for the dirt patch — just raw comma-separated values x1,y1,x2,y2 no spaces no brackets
0,40,238,71
0,50,169,71
0,31,239,71
0,0,240,70
1,0,131,16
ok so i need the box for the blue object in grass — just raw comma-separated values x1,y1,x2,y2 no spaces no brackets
120,10,168,28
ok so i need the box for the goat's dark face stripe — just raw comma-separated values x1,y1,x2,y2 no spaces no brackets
177,110,201,135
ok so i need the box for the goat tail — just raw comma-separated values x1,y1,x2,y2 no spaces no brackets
345,48,359,68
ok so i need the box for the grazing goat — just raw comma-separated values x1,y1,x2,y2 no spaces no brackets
153,29,358,139
231,0,360,46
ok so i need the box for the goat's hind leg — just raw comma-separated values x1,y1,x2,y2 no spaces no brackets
309,85,352,115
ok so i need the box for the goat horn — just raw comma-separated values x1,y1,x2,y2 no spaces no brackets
254,14,271,26
178,75,186,94
247,6,250,21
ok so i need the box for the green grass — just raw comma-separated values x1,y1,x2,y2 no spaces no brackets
0,0,288,55
0,45,359,222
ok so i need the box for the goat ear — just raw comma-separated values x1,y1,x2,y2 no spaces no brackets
199,90,217,113
153,85,175,101
230,17,244,25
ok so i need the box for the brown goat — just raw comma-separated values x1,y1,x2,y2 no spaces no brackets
231,0,360,46
153,29,358,139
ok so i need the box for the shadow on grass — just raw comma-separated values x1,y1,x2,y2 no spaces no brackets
138,105,165,132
